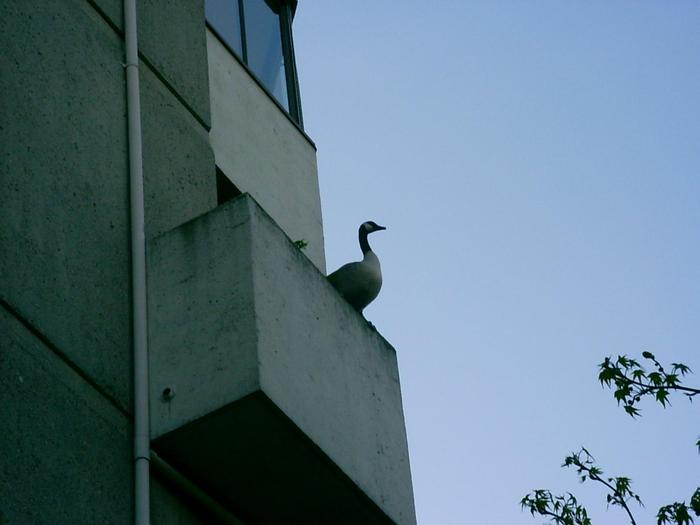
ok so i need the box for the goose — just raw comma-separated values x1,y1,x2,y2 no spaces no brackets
327,221,386,313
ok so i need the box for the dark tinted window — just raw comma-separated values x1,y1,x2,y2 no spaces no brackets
205,0,243,57
242,0,288,110
205,0,302,125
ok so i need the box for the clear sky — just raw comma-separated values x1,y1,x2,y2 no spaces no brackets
293,2,699,524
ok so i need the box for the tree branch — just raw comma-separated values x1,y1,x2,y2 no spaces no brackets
615,371,700,396
564,449,642,525
581,466,638,525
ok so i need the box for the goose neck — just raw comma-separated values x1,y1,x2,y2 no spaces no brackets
359,227,372,255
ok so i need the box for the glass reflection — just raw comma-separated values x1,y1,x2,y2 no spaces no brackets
242,0,289,110
206,0,243,57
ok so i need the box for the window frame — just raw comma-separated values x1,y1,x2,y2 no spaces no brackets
207,0,303,127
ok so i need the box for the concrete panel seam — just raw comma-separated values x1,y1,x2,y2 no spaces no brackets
139,54,211,132
148,205,251,245
84,0,122,35
83,0,211,131
0,296,130,418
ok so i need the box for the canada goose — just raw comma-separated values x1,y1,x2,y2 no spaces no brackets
327,221,386,313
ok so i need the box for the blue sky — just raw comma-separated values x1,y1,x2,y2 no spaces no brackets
294,2,699,523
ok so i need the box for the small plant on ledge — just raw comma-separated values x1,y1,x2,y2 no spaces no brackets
293,239,309,250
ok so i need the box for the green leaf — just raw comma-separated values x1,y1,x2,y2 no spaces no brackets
657,501,696,525
672,362,692,375
655,389,670,407
614,385,632,402
675,504,692,525
599,366,618,385
293,239,309,250
624,405,640,417
648,371,663,385
615,476,632,497
690,488,700,516
632,369,646,380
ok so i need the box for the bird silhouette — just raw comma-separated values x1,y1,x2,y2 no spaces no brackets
327,221,386,314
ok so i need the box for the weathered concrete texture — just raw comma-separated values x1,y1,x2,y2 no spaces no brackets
148,195,416,524
0,0,218,409
140,62,217,239
0,306,131,525
252,199,416,525
207,30,327,273
138,0,211,127
0,0,132,410
89,0,122,32
149,198,260,427
90,0,211,126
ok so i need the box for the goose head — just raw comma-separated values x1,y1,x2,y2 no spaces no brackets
361,221,386,234
358,221,386,255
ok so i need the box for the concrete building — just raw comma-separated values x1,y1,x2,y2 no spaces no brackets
1,1,416,523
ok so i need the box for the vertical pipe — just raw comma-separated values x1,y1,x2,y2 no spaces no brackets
123,0,150,523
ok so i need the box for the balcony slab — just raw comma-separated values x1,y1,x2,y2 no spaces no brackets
147,195,415,524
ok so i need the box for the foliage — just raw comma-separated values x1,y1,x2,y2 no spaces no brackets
658,489,700,525
293,239,309,250
522,448,641,525
563,448,642,523
521,490,591,525
522,353,699,525
598,351,698,418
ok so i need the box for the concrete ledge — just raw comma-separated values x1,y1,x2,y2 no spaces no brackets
148,194,416,524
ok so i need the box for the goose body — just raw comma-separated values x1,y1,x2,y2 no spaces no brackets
327,221,386,313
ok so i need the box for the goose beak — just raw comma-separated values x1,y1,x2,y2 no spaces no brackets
375,224,386,231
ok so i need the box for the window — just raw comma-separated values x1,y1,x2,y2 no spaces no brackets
206,0,303,127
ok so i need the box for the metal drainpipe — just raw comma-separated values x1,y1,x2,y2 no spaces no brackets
123,0,150,523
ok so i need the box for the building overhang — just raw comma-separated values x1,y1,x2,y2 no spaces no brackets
147,195,416,523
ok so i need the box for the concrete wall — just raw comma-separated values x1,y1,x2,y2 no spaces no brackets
207,29,326,272
0,306,132,525
0,0,217,410
0,308,213,525
1,0,217,521
1,0,133,412
90,0,212,127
